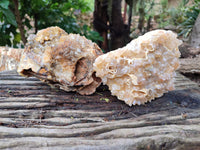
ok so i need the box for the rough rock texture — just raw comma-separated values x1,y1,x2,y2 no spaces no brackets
94,30,182,106
0,47,23,71
17,26,103,95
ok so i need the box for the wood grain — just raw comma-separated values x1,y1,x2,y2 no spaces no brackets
0,70,200,150
179,57,200,74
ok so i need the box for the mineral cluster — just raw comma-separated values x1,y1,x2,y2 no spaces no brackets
93,30,182,106
18,26,103,95
0,47,23,71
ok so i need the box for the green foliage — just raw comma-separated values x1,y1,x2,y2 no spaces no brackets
156,0,200,38
0,0,18,46
130,0,199,39
153,0,170,28
178,0,200,38
160,0,168,9
100,98,110,103
0,0,102,47
0,0,9,9
81,25,103,43
84,0,94,11
129,0,155,33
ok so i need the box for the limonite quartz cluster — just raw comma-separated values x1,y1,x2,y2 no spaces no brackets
17,27,181,106
93,30,182,106
18,27,103,95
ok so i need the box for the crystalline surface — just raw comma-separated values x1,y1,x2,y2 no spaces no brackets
0,47,23,71
93,30,182,106
18,26,103,95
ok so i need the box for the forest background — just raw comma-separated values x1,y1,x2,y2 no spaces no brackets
0,0,199,52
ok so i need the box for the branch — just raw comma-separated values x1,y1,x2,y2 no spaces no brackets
12,0,27,45
34,14,38,34
128,1,133,31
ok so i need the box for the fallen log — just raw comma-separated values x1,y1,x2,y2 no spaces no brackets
0,70,200,149
179,57,200,74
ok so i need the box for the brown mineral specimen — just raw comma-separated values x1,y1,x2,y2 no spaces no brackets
17,26,103,95
0,47,24,71
93,30,182,106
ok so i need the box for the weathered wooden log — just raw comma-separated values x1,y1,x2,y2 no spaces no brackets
179,43,200,58
179,57,200,74
0,70,200,149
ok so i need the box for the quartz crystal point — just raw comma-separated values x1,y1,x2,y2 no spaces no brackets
93,30,182,106
17,26,103,95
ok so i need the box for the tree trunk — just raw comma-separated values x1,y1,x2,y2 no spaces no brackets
93,0,130,51
34,14,38,34
190,13,200,47
123,3,127,23
146,16,152,32
110,0,130,50
12,0,27,45
137,1,145,33
93,0,109,52
128,1,133,32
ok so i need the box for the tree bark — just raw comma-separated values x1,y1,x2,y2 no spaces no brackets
34,14,38,34
146,16,152,32
93,0,130,51
128,1,133,32
110,0,130,50
12,0,27,45
190,13,200,47
123,3,127,23
0,70,200,149
137,1,145,32
93,0,109,52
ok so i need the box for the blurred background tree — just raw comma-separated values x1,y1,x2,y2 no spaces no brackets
94,0,131,52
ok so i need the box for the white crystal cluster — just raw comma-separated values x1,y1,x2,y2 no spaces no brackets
94,30,182,106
